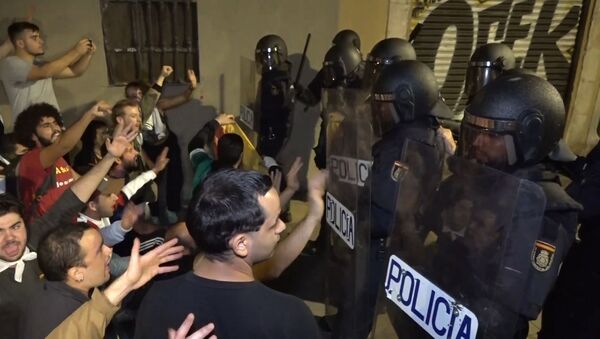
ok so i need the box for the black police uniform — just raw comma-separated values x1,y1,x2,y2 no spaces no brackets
368,122,445,339
458,73,581,339
363,37,416,90
256,68,293,158
365,60,450,338
297,44,363,169
538,141,600,339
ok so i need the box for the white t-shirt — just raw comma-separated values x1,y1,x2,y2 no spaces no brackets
0,56,59,122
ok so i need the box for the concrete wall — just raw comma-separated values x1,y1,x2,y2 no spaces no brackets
564,0,600,154
0,0,122,127
197,0,339,115
337,0,389,53
0,0,350,199
0,0,341,122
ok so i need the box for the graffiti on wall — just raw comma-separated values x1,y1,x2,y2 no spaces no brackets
411,0,583,113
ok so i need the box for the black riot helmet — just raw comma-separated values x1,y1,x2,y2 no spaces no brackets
255,34,288,73
465,43,515,102
332,29,361,51
371,60,452,137
364,38,417,88
322,44,363,88
461,73,565,171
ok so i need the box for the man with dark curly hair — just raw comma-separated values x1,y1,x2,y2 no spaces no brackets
13,101,111,221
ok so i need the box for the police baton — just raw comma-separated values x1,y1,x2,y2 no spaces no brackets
294,33,311,87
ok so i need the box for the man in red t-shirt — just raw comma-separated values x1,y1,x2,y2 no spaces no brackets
14,101,111,221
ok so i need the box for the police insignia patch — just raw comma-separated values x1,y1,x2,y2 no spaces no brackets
391,161,408,182
531,240,555,272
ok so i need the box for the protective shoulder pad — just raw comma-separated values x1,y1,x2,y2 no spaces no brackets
537,180,582,212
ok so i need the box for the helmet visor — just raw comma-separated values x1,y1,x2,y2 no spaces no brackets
322,61,345,88
465,63,501,100
460,122,517,170
255,49,283,73
363,57,391,89
371,99,399,137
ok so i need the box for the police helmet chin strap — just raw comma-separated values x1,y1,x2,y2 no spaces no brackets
504,134,518,166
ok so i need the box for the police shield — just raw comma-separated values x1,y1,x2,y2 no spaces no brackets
239,56,260,145
323,88,373,338
221,122,266,173
372,151,547,339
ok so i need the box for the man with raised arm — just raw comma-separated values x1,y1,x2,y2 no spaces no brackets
0,22,95,120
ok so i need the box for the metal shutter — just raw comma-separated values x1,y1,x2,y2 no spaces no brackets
409,0,586,115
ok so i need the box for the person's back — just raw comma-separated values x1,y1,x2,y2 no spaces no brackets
135,169,319,339
136,272,318,339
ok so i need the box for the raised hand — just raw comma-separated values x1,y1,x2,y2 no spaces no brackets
215,114,235,125
152,147,170,174
88,100,112,119
124,238,184,290
187,69,198,89
87,40,97,55
106,123,137,158
120,202,145,231
161,65,174,78
306,170,328,221
168,314,217,339
285,157,303,192
75,38,92,55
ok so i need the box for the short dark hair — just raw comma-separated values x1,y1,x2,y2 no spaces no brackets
74,120,108,174
0,193,23,218
124,81,149,97
111,99,140,126
14,103,63,148
7,21,40,44
38,223,88,281
80,120,108,151
186,169,272,261
214,133,244,170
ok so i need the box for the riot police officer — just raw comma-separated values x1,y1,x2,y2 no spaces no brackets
321,44,363,89
332,29,361,51
254,34,294,167
365,60,453,337
464,42,516,104
363,37,416,89
370,59,453,245
294,30,363,171
296,29,362,107
459,73,581,338
297,43,364,169
538,146,600,338
442,42,516,139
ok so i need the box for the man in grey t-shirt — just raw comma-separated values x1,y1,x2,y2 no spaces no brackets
0,22,95,123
